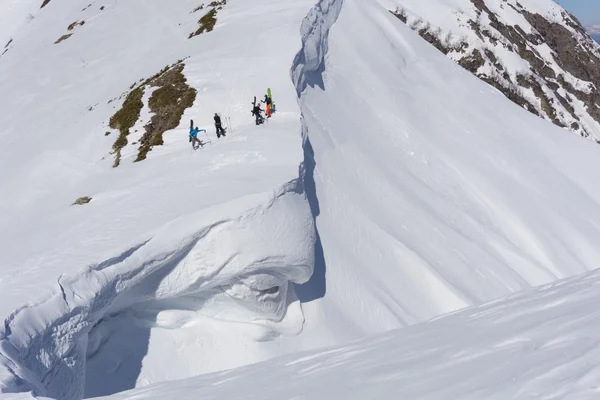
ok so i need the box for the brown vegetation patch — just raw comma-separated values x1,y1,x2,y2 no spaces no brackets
72,196,92,205
109,87,145,131
108,87,144,167
106,61,196,166
68,20,86,31
136,64,197,161
192,4,205,13
54,34,73,44
189,0,226,38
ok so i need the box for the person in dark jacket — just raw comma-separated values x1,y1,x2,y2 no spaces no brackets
251,104,264,125
214,113,226,138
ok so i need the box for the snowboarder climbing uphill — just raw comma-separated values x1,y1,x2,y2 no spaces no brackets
214,113,226,138
189,121,205,150
251,96,264,125
262,94,272,118
252,103,264,125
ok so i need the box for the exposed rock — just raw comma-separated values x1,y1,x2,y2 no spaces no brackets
419,26,450,55
390,9,407,24
391,0,600,141
479,73,538,115
459,49,485,73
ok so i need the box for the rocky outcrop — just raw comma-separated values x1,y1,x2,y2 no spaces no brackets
391,0,600,141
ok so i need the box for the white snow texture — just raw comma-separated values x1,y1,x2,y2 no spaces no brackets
2,0,600,398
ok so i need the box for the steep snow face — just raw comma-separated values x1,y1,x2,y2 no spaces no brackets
101,267,600,400
292,0,600,341
381,0,600,140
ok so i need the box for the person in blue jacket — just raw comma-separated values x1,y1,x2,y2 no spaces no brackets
189,126,205,149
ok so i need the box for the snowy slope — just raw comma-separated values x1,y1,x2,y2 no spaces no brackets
0,0,317,398
3,0,600,398
382,0,600,140
289,0,600,341
100,267,600,400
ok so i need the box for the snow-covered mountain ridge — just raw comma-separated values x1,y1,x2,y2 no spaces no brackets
3,0,600,398
384,0,600,140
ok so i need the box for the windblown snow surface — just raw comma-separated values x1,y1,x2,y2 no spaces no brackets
99,268,600,400
3,0,600,398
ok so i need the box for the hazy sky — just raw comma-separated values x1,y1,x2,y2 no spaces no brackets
555,0,600,27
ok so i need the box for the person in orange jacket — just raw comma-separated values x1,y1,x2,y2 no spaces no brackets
262,94,272,118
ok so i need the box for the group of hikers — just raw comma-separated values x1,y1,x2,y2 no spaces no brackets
188,113,225,150
189,90,275,150
252,94,274,125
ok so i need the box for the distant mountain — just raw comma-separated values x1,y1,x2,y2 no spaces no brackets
389,0,600,140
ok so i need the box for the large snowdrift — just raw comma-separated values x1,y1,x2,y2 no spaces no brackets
2,182,314,400
101,267,600,400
